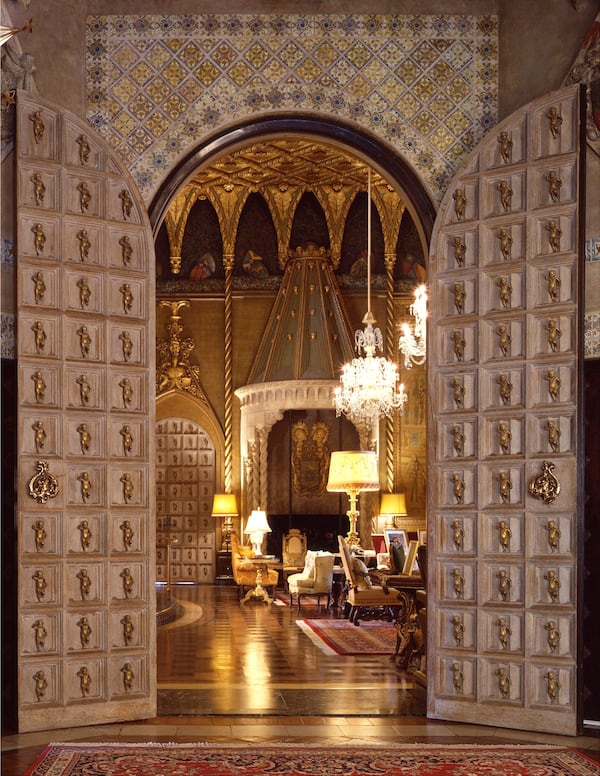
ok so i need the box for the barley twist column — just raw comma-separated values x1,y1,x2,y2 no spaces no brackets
384,252,397,493
223,253,234,493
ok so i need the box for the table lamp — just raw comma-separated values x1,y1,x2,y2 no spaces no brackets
327,450,380,548
211,493,238,551
244,508,271,556
379,492,407,529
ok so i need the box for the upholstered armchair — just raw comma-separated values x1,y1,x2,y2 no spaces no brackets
288,551,335,614
230,532,279,597
337,535,405,626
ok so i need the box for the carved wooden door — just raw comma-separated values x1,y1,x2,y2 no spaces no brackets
427,84,584,734
15,91,156,731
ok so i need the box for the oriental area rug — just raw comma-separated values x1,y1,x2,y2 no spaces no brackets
296,617,397,655
25,743,600,776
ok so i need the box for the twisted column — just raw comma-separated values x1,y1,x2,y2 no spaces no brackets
223,253,234,493
384,252,397,492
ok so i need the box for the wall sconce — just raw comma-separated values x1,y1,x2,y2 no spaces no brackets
398,284,428,369
327,450,380,548
244,508,271,557
211,493,238,551
379,492,407,530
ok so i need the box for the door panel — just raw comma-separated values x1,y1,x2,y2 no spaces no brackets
16,91,156,731
427,84,583,734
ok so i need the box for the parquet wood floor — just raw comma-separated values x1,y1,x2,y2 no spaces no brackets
3,584,598,774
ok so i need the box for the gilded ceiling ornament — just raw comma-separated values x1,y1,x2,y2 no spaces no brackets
156,300,208,400
528,460,561,504
27,460,59,503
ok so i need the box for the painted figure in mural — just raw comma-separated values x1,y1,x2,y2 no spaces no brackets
243,249,269,277
190,252,216,281
398,254,427,282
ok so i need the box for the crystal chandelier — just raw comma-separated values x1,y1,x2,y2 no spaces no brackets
398,284,428,369
333,170,407,430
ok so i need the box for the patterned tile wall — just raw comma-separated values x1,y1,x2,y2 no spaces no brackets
85,14,498,204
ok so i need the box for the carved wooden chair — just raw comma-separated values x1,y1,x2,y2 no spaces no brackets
337,535,405,626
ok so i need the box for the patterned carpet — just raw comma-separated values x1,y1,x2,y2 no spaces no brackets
25,743,600,775
296,618,397,655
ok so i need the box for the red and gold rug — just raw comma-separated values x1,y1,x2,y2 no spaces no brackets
25,743,600,776
296,617,397,654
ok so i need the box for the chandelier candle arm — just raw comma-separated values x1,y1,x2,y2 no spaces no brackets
398,284,428,369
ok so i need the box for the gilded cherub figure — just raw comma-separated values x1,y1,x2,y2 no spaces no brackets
497,519,512,551
31,222,46,255
119,189,133,219
120,472,134,502
451,282,466,314
120,424,134,456
77,616,92,648
77,520,92,551
121,662,135,692
497,226,513,260
32,420,46,453
496,275,512,308
120,567,134,598
544,670,560,702
32,569,47,601
77,471,92,502
31,172,45,206
497,179,513,211
545,519,561,552
451,567,465,599
453,188,467,220
451,519,465,550
545,419,561,453
76,325,91,358
452,235,466,266
547,106,562,139
32,271,46,304
497,470,512,503
76,373,91,405
76,181,91,213
451,425,465,457
497,130,512,163
452,329,466,362
545,219,562,253
120,614,135,645
452,662,464,693
451,614,464,645
496,667,511,698
119,330,133,362
451,376,465,408
545,169,562,202
544,569,561,602
497,422,512,454
32,619,47,651
497,568,511,601
32,370,46,403
545,269,561,302
497,373,513,406
77,276,91,308
119,376,133,408
32,519,47,551
496,323,511,357
76,134,90,165
76,228,91,261
29,110,45,143
33,670,48,701
77,666,92,696
119,283,134,314
31,320,46,353
545,369,560,402
451,473,465,504
546,319,561,352
496,617,512,649
544,620,561,653
119,234,133,266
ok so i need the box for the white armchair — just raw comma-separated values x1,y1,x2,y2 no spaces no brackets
288,551,335,615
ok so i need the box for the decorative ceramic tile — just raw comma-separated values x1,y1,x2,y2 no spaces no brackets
86,14,498,204
585,238,600,262
584,311,600,359
1,239,15,265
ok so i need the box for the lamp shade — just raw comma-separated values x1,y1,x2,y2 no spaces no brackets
244,509,271,535
211,493,238,517
327,450,380,493
379,492,407,516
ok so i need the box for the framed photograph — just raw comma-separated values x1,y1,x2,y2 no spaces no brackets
384,528,408,554
402,539,419,575
418,530,427,546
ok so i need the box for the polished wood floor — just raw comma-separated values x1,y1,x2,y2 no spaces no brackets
3,584,599,774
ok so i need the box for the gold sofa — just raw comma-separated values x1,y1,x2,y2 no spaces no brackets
230,532,279,597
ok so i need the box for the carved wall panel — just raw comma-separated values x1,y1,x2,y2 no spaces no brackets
16,92,156,732
428,85,581,734
155,418,215,583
